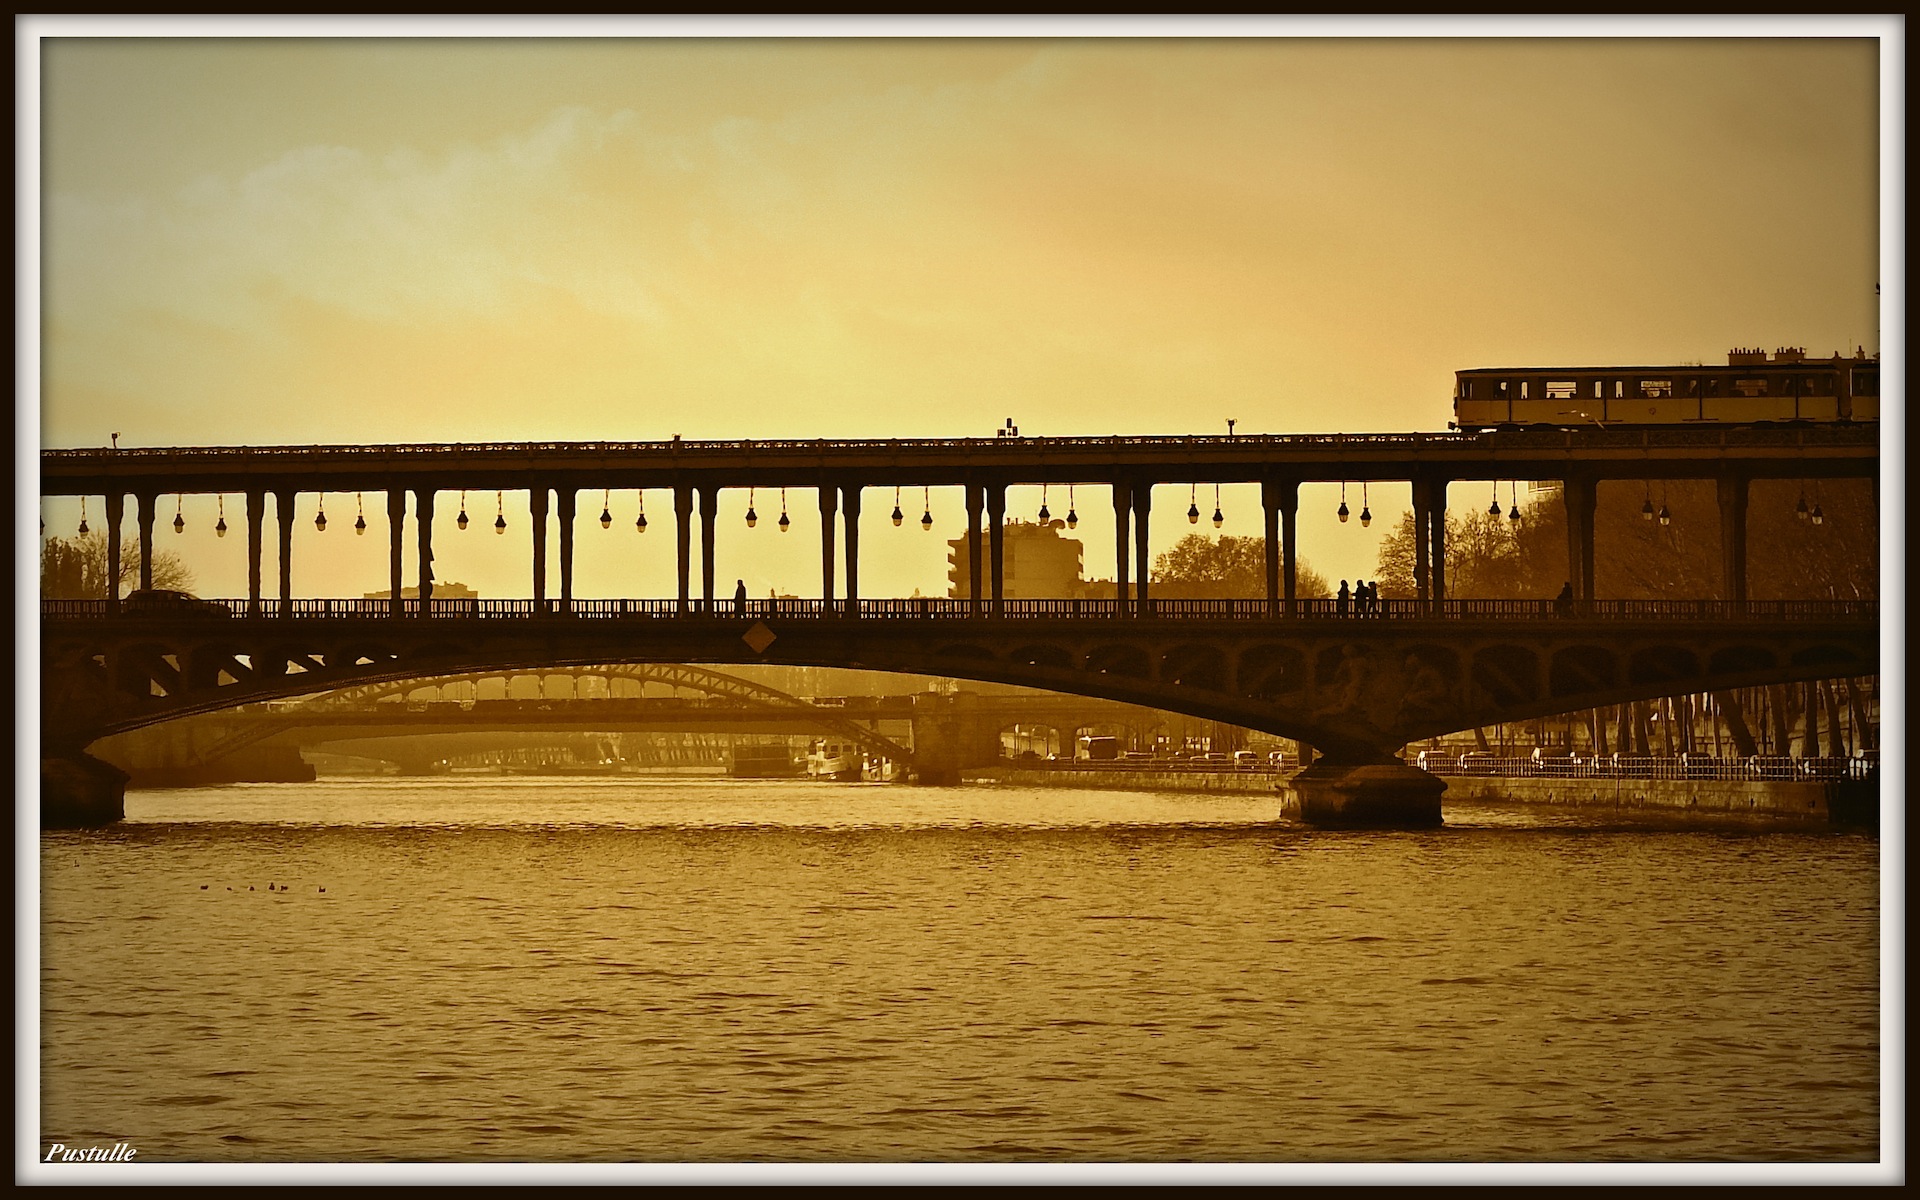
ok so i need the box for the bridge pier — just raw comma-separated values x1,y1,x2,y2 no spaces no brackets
1284,762,1446,829
1112,481,1131,615
105,491,124,612
42,751,129,829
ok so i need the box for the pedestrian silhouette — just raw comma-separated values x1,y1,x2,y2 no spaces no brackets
1337,580,1351,617
1555,581,1573,616
734,578,748,615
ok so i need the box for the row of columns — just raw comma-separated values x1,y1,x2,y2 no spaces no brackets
85,474,1763,615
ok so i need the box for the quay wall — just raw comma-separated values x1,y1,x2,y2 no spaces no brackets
984,767,1874,828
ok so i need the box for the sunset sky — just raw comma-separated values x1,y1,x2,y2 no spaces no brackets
28,25,1889,602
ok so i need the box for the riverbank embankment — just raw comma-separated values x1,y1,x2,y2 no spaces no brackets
981,766,1875,829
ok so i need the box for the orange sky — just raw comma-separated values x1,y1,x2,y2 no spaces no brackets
30,27,1889,602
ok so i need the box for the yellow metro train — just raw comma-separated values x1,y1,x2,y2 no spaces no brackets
1451,346,1880,431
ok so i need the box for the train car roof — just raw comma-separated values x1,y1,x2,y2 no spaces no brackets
1456,360,1869,374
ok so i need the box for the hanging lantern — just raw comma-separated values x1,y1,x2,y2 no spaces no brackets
1641,496,1655,521
1507,502,1520,522
313,495,326,532
599,488,612,530
778,487,790,533
1507,482,1519,522
636,490,647,533
353,493,366,535
1187,484,1200,524
1211,485,1223,529
457,490,470,531
173,496,185,534
891,486,903,527
921,487,933,531
1657,504,1671,527
494,491,506,535
1039,484,1051,523
1338,481,1350,523
1488,481,1502,517
1811,504,1824,526
1359,483,1371,528
1065,485,1077,530
1796,494,1810,521
746,486,758,529
77,497,89,536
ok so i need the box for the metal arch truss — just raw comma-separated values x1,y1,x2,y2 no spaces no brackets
162,663,915,769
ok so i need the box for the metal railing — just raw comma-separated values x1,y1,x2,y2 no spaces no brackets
1416,752,1876,783
40,424,1876,464
41,597,1880,622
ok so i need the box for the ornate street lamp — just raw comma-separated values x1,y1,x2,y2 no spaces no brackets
494,492,506,535
457,490,470,531
600,488,612,530
77,497,89,536
891,485,903,527
1065,485,1077,530
1211,484,1223,529
354,493,366,535
313,495,326,532
1359,483,1371,528
216,495,228,537
1187,483,1200,524
921,487,933,531
746,487,758,529
635,489,648,533
1337,481,1349,523
1039,484,1051,523
174,495,186,534
778,487,790,533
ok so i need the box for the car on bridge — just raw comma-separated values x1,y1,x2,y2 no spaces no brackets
124,589,230,618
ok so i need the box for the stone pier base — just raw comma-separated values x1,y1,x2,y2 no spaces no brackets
41,753,130,829
1285,763,1446,829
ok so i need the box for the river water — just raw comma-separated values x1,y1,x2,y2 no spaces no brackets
36,776,1883,1175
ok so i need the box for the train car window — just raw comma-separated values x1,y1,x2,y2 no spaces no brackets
1734,378,1768,397
1853,370,1878,396
1593,381,1604,400
1613,381,1624,399
1684,378,1699,396
1546,381,1576,399
1638,379,1673,398
1519,381,1529,399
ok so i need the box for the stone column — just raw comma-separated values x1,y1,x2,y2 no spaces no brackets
275,489,295,613
1716,472,1749,604
1277,479,1299,617
1427,479,1448,609
387,488,406,618
1564,472,1597,607
843,485,862,615
1261,479,1281,616
674,486,693,615
245,491,265,618
965,485,984,618
530,487,550,611
987,484,1006,618
556,487,575,614
416,488,436,608
698,487,718,613
136,492,156,591
1412,476,1431,606
106,492,125,611
1111,482,1131,615
818,485,838,609
1133,483,1153,612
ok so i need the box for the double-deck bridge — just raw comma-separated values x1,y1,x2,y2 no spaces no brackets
40,426,1879,825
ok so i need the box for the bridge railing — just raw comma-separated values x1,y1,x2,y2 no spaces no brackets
39,597,1880,622
1415,752,1876,782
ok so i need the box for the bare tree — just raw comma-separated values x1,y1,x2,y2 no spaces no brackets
40,533,195,599
1151,533,1331,598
